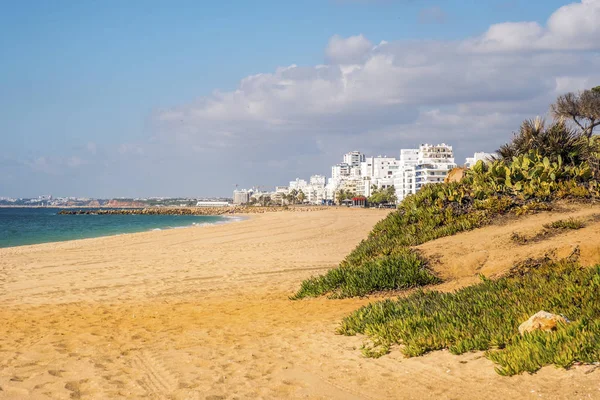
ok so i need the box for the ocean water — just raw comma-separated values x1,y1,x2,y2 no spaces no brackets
0,208,233,248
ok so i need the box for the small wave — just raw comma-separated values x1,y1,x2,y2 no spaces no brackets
147,217,237,232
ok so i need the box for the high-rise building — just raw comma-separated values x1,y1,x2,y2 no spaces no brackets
331,163,351,179
233,189,251,205
343,151,366,168
414,144,456,191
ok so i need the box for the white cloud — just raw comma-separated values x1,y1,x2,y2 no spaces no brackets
464,0,600,51
149,1,600,195
325,34,374,64
0,0,561,196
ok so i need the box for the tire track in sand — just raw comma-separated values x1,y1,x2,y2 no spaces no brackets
131,350,178,397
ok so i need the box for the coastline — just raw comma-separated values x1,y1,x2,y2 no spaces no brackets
1,208,598,399
0,210,245,250
0,206,336,249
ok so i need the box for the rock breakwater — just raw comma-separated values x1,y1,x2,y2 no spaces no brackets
57,206,330,216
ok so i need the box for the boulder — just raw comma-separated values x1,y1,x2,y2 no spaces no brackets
518,311,568,335
444,167,466,184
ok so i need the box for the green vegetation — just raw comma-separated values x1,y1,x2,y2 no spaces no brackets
294,87,600,300
544,217,586,230
368,185,397,206
291,251,440,299
551,86,600,139
338,260,600,375
336,189,357,205
292,89,600,375
293,150,600,299
511,217,586,245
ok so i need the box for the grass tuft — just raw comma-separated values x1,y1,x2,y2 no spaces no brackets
291,251,440,299
338,260,600,375
544,217,586,230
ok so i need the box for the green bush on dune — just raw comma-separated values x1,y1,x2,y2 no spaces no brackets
293,90,600,375
292,150,600,300
291,251,440,299
338,260,600,376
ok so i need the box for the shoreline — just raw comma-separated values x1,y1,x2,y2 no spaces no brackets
0,214,250,251
0,206,362,250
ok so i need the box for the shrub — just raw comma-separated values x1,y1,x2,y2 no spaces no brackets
291,251,440,299
544,217,586,230
338,260,600,375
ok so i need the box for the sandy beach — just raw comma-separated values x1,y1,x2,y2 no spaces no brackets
1,207,599,399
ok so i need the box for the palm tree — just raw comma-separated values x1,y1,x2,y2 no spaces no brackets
297,190,306,204
497,117,586,165
287,189,298,205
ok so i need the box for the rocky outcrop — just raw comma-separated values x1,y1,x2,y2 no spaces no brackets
444,167,467,184
518,311,568,335
104,200,147,208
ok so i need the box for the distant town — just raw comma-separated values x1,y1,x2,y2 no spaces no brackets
0,196,232,208
1,144,495,208
233,144,495,206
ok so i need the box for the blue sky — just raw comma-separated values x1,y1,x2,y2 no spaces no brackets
0,0,598,197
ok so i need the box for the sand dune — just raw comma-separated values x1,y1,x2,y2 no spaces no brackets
417,203,600,291
1,207,599,399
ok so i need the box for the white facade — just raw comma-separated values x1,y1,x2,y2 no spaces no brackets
394,149,419,201
309,175,326,186
233,190,251,205
361,156,400,182
289,178,308,191
331,163,351,180
196,201,230,207
343,151,366,167
465,152,496,168
305,175,326,204
276,143,464,206
415,144,456,191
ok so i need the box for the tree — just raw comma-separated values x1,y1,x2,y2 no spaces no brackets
368,186,397,205
496,117,587,165
336,189,355,205
297,190,306,204
287,189,298,205
551,86,600,139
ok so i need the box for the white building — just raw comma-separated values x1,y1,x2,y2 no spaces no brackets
317,143,460,205
233,189,252,205
393,149,419,201
343,151,366,167
196,201,230,207
289,178,308,191
309,175,326,186
414,143,456,191
465,152,496,168
331,163,351,180
360,156,400,180
305,175,326,204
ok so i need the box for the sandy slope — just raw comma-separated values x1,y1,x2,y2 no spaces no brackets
417,202,600,291
0,207,599,399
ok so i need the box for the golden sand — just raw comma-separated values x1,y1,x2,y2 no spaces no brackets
0,207,599,399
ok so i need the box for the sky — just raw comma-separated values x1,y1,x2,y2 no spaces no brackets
1,0,599,198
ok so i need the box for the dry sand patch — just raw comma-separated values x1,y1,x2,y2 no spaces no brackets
1,207,599,399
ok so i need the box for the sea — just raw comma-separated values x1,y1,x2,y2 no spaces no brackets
0,208,234,248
